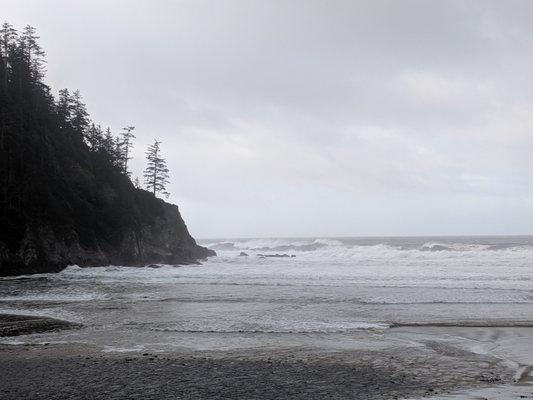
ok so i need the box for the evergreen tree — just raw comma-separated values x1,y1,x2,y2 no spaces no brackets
100,127,119,164
0,23,16,89
86,123,103,149
0,23,17,55
20,25,45,82
56,88,73,129
143,140,170,198
71,89,89,139
119,126,135,175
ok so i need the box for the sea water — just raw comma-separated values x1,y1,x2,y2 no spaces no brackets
0,236,532,351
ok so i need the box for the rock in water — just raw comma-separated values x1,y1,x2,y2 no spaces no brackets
239,252,249,256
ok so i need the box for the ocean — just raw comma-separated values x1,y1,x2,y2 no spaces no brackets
0,236,532,352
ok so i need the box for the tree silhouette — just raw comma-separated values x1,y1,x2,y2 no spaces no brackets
119,126,135,176
71,90,89,139
0,22,17,55
56,88,73,126
143,140,169,198
0,23,17,89
86,123,103,149
20,25,45,81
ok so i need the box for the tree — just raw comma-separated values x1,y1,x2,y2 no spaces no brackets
0,22,17,55
0,23,17,88
99,127,119,165
56,88,72,124
20,25,45,82
71,89,89,138
86,123,103,149
119,126,135,175
143,140,169,198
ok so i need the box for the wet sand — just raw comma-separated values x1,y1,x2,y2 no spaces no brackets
1,315,532,399
0,340,519,399
0,344,510,400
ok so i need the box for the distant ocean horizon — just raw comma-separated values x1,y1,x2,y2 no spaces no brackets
199,235,533,253
198,234,533,240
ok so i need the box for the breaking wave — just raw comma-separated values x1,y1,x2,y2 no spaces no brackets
201,237,533,255
147,321,390,334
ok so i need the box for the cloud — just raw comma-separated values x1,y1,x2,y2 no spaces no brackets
3,0,533,236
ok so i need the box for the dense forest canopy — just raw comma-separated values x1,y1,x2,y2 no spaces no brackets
0,23,134,175
0,23,132,245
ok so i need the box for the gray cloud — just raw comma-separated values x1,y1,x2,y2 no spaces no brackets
3,0,533,237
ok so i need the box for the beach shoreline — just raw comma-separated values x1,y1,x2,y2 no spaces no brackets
2,317,532,399
0,343,511,400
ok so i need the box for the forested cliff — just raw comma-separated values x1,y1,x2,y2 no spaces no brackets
0,24,214,276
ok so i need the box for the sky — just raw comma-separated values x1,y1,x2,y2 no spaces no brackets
3,0,533,238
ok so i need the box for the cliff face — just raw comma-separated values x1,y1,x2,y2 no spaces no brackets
0,193,215,276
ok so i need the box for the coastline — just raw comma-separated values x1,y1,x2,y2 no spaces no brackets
0,342,512,400
1,315,532,399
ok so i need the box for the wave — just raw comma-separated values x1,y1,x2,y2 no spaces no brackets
153,297,533,305
419,242,504,252
202,237,533,254
147,322,390,334
150,321,533,332
143,319,533,333
390,321,533,328
0,293,108,302
205,238,333,252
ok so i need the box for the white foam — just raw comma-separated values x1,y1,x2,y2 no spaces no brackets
102,345,146,353
150,320,389,334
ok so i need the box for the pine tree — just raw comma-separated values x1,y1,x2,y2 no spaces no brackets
143,140,170,198
119,126,135,175
86,123,103,149
71,89,89,139
20,25,45,82
101,127,119,164
56,88,73,129
0,23,17,89
0,23,17,55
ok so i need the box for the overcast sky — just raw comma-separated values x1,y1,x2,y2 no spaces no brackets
3,0,533,237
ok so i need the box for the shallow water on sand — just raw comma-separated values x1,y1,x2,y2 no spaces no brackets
0,236,532,352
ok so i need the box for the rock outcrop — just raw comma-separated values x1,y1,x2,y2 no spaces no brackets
0,195,215,276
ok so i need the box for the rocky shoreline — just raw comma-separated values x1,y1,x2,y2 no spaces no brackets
0,197,215,277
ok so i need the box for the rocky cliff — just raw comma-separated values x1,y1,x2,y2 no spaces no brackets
0,194,215,276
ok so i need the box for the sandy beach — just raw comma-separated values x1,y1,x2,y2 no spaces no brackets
1,315,532,399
